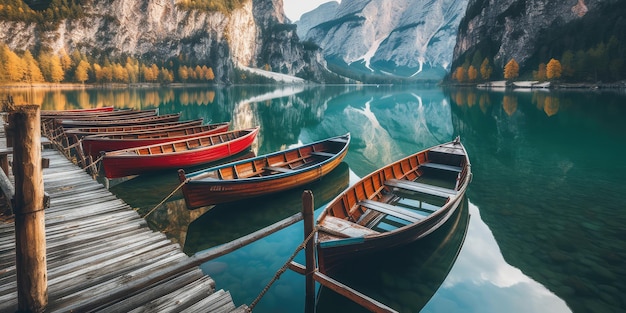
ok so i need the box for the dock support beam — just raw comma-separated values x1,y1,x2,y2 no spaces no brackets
302,190,315,313
10,105,48,312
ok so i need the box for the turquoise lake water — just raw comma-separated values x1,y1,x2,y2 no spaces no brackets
7,85,625,312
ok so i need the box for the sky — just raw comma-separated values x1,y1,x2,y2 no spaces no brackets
283,0,340,22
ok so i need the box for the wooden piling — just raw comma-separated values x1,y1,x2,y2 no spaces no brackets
10,104,48,312
302,190,316,312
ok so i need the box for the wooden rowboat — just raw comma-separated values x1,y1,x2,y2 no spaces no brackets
178,133,350,209
81,122,230,160
59,113,181,128
41,106,115,115
315,137,472,274
101,127,259,179
63,119,205,139
49,109,158,123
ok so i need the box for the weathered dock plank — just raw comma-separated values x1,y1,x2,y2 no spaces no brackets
0,137,246,312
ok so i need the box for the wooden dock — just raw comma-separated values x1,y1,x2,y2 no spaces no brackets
0,131,247,312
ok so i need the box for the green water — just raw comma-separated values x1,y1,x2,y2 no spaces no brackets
8,85,625,312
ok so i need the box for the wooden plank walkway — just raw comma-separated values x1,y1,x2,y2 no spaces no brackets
0,133,247,312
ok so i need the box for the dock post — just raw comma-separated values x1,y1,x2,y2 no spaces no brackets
302,190,315,313
10,105,48,312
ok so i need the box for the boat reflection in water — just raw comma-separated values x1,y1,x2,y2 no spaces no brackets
315,196,470,313
107,150,258,247
184,162,351,255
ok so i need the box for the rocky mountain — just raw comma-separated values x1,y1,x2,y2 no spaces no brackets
452,0,625,79
296,0,469,81
0,0,331,84
295,1,339,39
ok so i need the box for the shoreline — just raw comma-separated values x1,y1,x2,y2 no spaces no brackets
443,80,626,90
2,81,626,91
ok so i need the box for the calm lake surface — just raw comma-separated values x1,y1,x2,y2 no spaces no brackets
6,85,625,312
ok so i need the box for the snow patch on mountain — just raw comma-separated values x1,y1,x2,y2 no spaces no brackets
296,0,468,80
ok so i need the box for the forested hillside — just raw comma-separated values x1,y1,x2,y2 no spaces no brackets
451,0,626,83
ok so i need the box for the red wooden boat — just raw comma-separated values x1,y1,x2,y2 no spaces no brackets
81,122,230,160
101,127,259,178
59,113,181,128
178,133,350,208
315,137,472,273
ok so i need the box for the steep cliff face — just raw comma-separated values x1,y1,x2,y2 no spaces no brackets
0,0,327,83
252,0,331,82
297,0,468,81
452,0,621,74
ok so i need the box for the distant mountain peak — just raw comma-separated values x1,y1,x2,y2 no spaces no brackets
296,0,469,81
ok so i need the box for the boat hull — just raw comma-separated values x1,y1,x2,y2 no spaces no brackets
101,128,258,178
178,134,350,208
81,122,229,160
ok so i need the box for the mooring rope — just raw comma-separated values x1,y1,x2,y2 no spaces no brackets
141,178,190,218
84,154,104,171
247,225,319,312
63,139,82,151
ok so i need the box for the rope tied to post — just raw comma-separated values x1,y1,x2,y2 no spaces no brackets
141,178,190,218
246,225,320,312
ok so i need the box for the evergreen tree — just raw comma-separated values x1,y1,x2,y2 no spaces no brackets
480,58,493,80
561,50,575,79
534,63,546,81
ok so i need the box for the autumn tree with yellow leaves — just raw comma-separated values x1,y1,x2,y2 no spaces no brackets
546,58,562,80
504,59,519,80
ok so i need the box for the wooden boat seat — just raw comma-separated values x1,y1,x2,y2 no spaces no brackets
310,151,335,158
318,216,379,238
358,199,423,223
420,162,462,172
263,166,293,173
385,179,456,198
